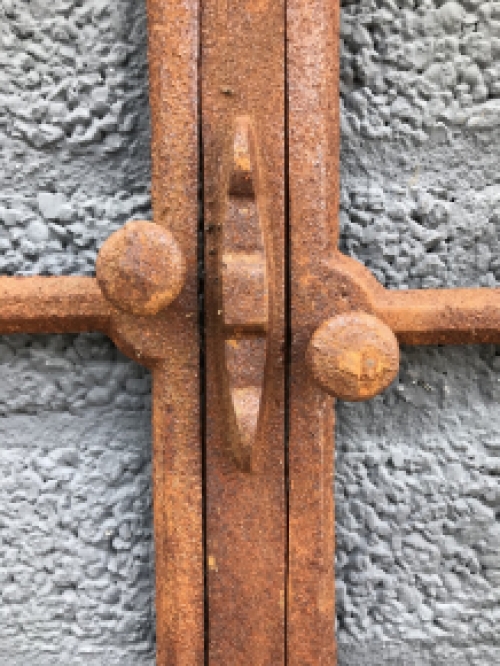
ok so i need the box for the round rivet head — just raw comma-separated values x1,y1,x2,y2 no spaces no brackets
307,312,400,401
96,221,186,316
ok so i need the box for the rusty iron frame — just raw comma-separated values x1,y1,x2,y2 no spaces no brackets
202,0,287,660
2,0,500,664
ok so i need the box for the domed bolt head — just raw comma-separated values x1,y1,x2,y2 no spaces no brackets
307,312,400,401
96,220,186,316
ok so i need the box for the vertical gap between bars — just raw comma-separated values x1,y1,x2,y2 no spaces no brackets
284,0,291,663
197,0,209,662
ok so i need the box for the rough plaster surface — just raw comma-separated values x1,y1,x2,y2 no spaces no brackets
0,0,152,276
0,0,156,663
337,0,500,663
0,0,499,664
0,335,155,666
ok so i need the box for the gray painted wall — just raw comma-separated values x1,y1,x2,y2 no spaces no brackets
0,0,498,664
338,1,500,664
0,0,155,663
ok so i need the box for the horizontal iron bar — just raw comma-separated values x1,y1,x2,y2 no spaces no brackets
377,288,500,345
0,277,112,335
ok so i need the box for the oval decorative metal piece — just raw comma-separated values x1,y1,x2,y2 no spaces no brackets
217,116,269,471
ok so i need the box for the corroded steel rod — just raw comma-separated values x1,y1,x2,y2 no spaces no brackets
0,277,111,334
306,254,500,401
152,362,203,665
377,288,500,345
322,254,500,347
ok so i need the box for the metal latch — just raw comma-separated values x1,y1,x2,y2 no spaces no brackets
215,116,270,471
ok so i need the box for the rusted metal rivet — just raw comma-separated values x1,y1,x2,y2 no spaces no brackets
307,312,400,401
96,220,186,316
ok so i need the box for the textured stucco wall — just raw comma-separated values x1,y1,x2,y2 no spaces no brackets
0,0,155,663
337,1,500,664
0,0,499,664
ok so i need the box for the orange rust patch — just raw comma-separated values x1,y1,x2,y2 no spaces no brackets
96,220,186,317
307,312,400,401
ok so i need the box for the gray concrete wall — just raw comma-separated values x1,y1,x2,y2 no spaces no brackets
337,1,500,663
0,0,155,663
0,0,498,664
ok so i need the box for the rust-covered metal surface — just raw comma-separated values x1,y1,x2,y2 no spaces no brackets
307,312,400,402
0,278,110,333
96,220,186,317
287,0,339,662
302,251,500,402
202,0,286,661
3,0,500,664
141,2,203,662
217,116,270,471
